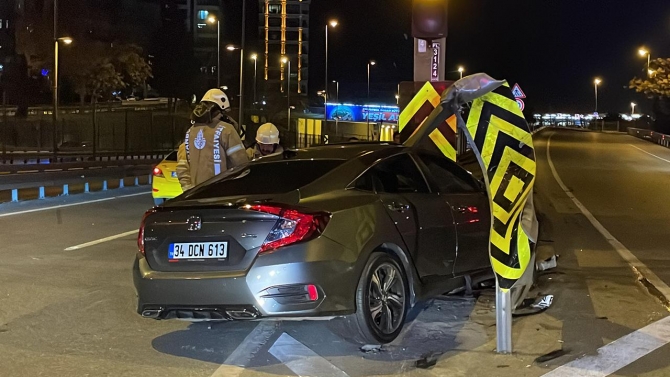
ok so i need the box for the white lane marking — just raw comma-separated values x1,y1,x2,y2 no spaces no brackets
547,134,670,304
0,192,151,218
210,322,277,377
629,144,670,164
542,316,670,377
17,170,39,174
68,167,84,171
45,169,63,172
115,192,151,199
269,332,350,377
64,230,138,251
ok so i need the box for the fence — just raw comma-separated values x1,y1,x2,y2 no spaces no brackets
0,104,192,155
536,118,652,132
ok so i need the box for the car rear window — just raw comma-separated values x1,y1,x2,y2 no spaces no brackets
164,151,178,161
184,159,345,198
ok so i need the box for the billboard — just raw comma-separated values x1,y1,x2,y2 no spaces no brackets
326,104,399,123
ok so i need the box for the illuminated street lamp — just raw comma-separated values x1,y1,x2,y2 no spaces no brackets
325,19,338,125
367,60,376,103
458,66,465,79
367,60,376,134
333,80,339,103
594,78,602,113
639,47,651,77
631,102,637,115
53,35,73,156
281,56,291,130
207,16,220,87
251,53,258,104
226,45,245,129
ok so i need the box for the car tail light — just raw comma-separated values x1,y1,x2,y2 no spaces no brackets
247,205,329,253
138,209,156,255
152,167,164,178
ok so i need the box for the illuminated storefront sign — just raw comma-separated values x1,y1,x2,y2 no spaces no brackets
326,104,399,123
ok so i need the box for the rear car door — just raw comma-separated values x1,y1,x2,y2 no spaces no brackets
416,153,491,276
368,154,458,279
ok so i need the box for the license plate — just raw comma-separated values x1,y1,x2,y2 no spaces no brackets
171,171,178,178
169,242,228,261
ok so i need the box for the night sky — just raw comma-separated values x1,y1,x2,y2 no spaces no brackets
305,0,670,114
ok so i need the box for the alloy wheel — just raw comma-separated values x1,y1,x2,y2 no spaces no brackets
367,262,405,335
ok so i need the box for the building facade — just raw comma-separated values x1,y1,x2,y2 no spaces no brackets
258,0,309,96
0,2,16,66
166,0,222,82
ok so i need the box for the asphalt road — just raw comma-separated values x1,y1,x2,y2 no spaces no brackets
0,129,669,376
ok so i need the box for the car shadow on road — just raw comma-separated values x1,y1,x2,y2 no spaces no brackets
150,296,485,376
151,320,260,364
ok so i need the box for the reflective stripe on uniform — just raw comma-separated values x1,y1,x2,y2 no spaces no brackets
213,125,224,175
226,144,244,155
184,130,191,162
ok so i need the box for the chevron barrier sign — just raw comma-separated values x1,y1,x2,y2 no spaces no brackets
400,77,536,291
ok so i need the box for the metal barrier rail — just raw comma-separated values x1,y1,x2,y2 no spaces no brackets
3,174,153,203
1,151,169,165
628,128,670,148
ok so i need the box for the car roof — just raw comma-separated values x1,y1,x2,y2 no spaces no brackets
261,142,405,162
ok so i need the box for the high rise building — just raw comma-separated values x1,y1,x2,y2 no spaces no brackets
0,1,16,64
258,0,309,96
164,0,222,81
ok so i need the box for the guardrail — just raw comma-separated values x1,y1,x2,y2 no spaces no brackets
628,128,670,148
1,151,169,165
4,175,153,203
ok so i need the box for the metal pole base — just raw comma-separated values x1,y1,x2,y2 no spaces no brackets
496,282,513,354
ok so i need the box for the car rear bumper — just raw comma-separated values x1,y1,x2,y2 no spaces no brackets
133,236,360,320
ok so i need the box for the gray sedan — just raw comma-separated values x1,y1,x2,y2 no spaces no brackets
134,142,492,344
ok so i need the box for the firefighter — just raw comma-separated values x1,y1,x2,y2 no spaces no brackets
246,123,284,159
177,89,248,191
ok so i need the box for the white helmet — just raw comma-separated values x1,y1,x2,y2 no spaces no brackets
256,123,280,145
201,88,230,111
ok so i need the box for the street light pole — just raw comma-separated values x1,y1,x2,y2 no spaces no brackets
52,0,58,158
333,80,339,103
458,66,464,79
217,20,221,87
325,20,338,127
367,60,376,138
594,78,601,113
288,59,291,131
239,0,246,131
207,16,220,88
631,102,636,115
252,54,258,104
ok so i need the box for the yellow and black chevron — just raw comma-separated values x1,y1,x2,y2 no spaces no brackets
398,82,458,161
463,82,536,289
400,80,535,290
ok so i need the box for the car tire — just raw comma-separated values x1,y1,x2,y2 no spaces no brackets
153,198,165,206
334,252,409,345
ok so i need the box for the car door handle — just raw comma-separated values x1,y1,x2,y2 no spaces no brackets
388,202,410,212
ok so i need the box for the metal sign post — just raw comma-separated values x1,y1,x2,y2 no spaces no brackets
496,284,513,353
400,75,537,356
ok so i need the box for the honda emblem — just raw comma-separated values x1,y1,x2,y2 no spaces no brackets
186,216,202,231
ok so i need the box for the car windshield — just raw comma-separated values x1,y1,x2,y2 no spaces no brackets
164,151,178,161
183,159,345,199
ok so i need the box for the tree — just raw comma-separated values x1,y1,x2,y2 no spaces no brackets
629,57,670,133
62,42,152,105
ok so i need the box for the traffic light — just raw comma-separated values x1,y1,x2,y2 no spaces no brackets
412,0,448,40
